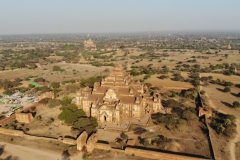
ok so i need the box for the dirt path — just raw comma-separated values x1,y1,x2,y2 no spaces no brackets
0,142,83,160
230,119,240,160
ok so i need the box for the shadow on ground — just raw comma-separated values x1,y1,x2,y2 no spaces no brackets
221,101,233,108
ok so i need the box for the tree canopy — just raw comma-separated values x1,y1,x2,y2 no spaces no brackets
58,104,85,125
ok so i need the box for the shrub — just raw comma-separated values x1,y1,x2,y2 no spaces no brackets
223,87,231,92
120,132,128,140
51,82,60,89
200,90,205,95
35,115,42,121
48,99,61,108
47,118,54,125
53,66,61,71
3,89,13,95
232,101,240,108
34,77,45,82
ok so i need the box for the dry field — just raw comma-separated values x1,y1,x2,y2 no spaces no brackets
88,149,152,160
0,134,72,159
126,48,240,70
25,104,74,138
97,120,212,159
201,73,240,84
46,55,64,60
139,74,193,88
236,142,240,160
0,63,112,82
202,84,240,117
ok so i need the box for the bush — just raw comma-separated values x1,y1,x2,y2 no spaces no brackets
3,89,13,95
200,90,205,95
53,66,61,71
51,82,60,89
47,118,54,125
34,77,45,82
232,101,240,108
223,87,231,92
120,132,128,140
35,115,42,121
48,99,61,108
182,110,198,121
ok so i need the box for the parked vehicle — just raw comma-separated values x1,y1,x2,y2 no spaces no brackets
7,112,14,117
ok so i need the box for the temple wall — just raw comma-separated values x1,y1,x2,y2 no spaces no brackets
125,147,208,160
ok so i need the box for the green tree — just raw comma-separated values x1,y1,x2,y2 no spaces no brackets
58,104,85,125
60,97,72,108
73,118,91,129
3,89,13,95
90,117,98,127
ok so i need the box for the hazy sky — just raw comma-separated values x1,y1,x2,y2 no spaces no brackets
1,0,240,35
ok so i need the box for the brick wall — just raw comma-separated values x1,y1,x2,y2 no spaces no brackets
94,143,111,150
125,147,209,160
0,128,24,137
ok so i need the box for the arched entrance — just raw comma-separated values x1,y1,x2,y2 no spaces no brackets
104,115,107,122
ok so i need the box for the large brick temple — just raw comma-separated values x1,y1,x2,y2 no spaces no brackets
76,64,163,123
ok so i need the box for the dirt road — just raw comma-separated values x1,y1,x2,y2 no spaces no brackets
0,142,83,160
230,119,240,160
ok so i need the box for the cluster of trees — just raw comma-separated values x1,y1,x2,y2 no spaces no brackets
80,76,105,88
130,65,169,77
211,112,237,137
133,126,172,148
171,72,184,82
90,62,115,67
51,96,98,134
154,106,198,130
0,48,53,70
0,78,23,95
58,104,85,125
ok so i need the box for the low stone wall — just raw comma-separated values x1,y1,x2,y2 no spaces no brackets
0,128,24,137
0,115,16,125
63,138,77,145
125,147,209,160
161,86,191,90
94,143,111,150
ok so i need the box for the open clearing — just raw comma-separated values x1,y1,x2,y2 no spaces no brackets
201,73,240,84
25,104,74,138
142,74,193,88
0,63,112,82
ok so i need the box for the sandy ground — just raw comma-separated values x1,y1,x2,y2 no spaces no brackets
0,63,112,82
143,74,193,88
0,142,61,160
201,73,240,84
203,91,240,160
230,119,240,160
0,142,83,160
